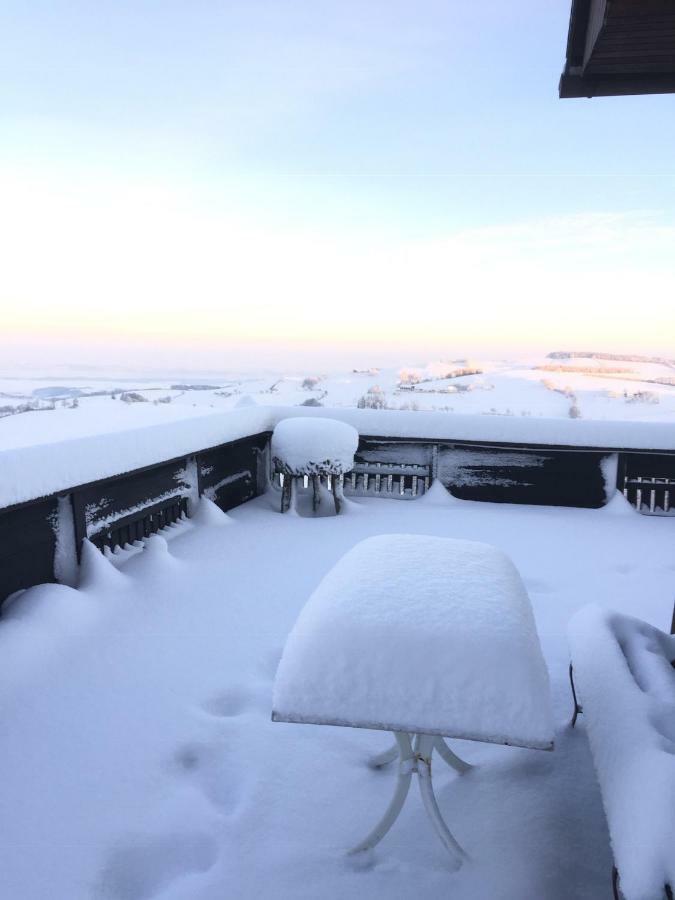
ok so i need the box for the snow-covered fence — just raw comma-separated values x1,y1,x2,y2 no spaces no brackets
272,440,615,507
623,476,675,515
349,440,675,513
619,453,675,515
347,439,614,508
0,431,269,606
3,407,675,606
270,461,432,503
343,461,431,497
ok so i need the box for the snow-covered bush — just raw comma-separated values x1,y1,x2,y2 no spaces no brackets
399,368,422,385
399,361,483,386
625,391,659,405
357,386,387,409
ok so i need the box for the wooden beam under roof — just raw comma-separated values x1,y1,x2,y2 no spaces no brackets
560,0,675,97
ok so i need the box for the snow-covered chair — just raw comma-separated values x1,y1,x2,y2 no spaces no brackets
568,606,675,900
271,417,358,514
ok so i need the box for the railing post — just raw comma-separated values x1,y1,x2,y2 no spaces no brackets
431,444,439,483
616,453,628,495
70,490,87,563
195,453,204,498
260,439,272,494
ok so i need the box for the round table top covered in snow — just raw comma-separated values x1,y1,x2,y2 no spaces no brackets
271,416,358,475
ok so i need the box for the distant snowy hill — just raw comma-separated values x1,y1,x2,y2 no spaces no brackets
1,353,674,448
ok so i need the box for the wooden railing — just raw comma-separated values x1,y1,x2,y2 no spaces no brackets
0,431,269,606
2,416,674,607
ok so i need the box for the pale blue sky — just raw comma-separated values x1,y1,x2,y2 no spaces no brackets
1,1,674,369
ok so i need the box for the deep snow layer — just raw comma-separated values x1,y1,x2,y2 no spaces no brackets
3,404,675,508
1,491,674,900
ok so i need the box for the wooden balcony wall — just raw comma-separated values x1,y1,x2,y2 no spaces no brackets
2,426,674,608
0,432,270,607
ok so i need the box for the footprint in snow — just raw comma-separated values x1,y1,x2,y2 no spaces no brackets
98,831,217,900
202,686,254,718
202,682,272,718
173,740,242,812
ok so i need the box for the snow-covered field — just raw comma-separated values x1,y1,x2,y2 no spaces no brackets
2,352,675,452
1,487,674,900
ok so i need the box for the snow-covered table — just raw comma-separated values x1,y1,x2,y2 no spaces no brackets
271,417,358,514
272,534,554,866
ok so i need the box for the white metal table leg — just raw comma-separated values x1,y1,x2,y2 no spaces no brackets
434,736,473,774
415,734,467,869
349,732,414,854
353,732,468,866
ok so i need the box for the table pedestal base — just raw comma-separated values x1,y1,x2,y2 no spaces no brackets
350,732,469,868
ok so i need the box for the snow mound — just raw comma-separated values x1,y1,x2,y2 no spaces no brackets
602,490,637,516
144,534,171,558
273,534,553,749
191,497,232,527
271,417,358,475
419,478,458,506
568,606,675,900
78,539,127,592
1,582,88,627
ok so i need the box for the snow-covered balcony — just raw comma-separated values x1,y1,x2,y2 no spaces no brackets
1,408,674,900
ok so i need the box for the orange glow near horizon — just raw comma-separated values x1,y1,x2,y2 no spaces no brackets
2,168,675,366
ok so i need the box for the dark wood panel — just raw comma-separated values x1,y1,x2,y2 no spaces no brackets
76,458,191,542
583,0,608,67
438,446,609,507
356,438,612,507
566,0,593,67
561,0,675,96
560,71,675,96
623,452,675,480
89,495,189,552
356,441,433,468
608,1,675,20
0,498,58,607
198,434,268,511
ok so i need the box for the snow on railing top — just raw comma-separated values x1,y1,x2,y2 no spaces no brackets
2,405,675,509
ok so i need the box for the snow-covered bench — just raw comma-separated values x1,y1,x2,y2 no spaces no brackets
273,534,554,865
568,606,675,900
271,417,358,514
